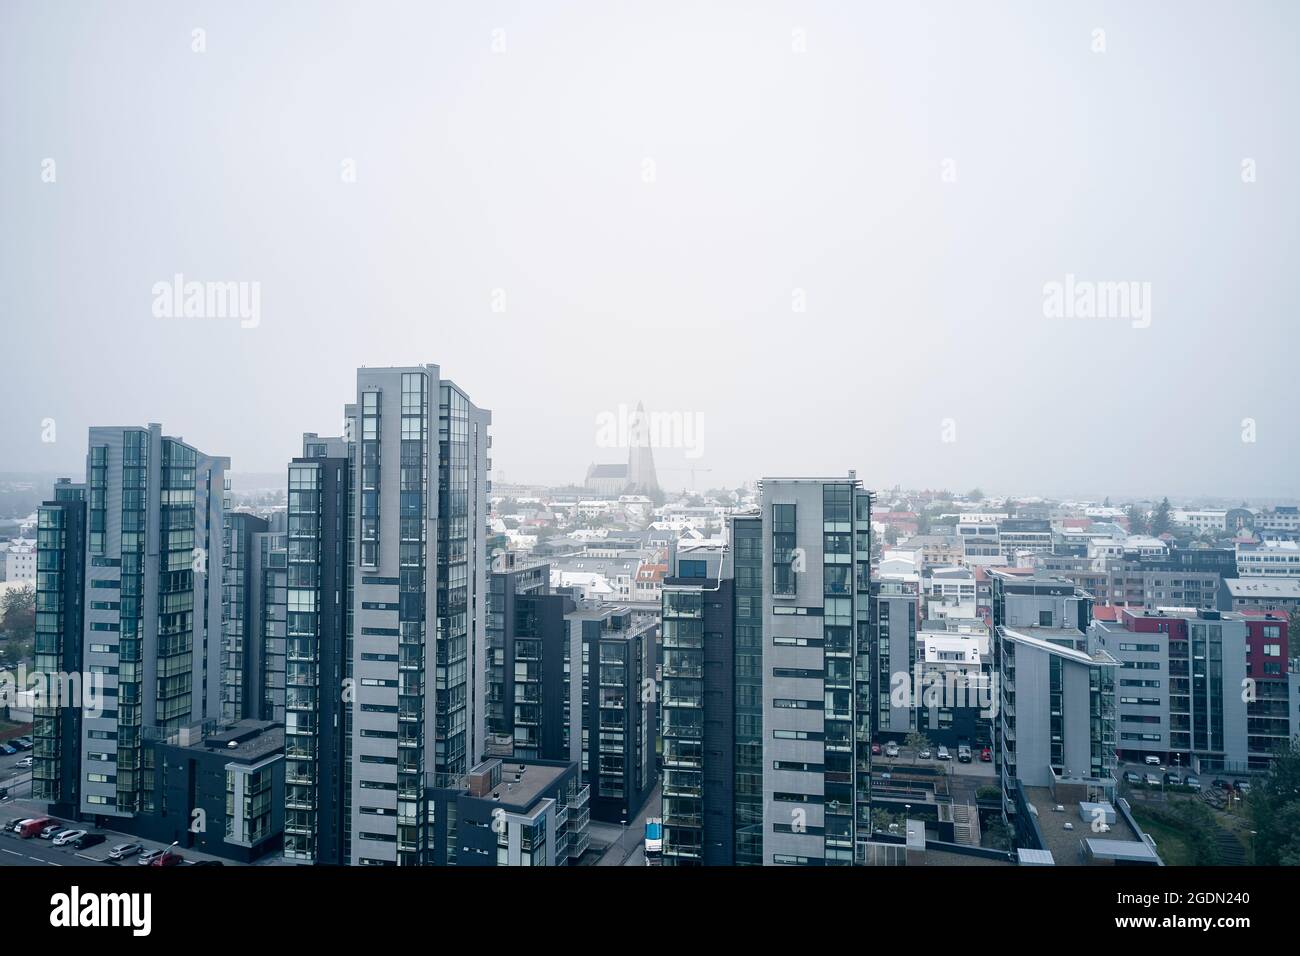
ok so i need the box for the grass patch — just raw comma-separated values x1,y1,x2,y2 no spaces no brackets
1128,807,1196,866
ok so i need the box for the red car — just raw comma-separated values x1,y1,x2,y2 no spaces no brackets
871,743,882,756
979,747,992,762
151,851,184,867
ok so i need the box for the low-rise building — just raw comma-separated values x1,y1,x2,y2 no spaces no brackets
1219,576,1300,613
115,720,285,864
1237,539,1300,577
425,758,590,865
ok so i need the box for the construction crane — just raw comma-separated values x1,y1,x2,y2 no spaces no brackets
660,465,713,492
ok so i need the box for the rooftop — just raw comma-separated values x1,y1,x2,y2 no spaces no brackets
1223,577,1300,598
447,759,568,810
1024,786,1151,866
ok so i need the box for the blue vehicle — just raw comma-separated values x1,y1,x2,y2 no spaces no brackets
644,817,663,864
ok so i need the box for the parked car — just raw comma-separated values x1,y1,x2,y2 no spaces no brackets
52,829,86,847
0,744,16,756
137,848,167,866
12,738,33,750
0,787,8,800
917,748,932,759
109,842,143,860
1234,780,1251,793
38,823,65,840
936,745,951,760
1165,773,1183,786
957,744,972,763
3,817,25,832
884,743,900,758
74,833,106,850
151,851,183,867
190,860,224,866
870,743,881,756
1213,778,1232,790
1124,771,1142,784
979,747,992,762
1185,776,1200,788
1144,755,1161,766
1144,773,1161,786
18,756,33,768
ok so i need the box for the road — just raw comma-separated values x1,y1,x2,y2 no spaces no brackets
593,781,661,866
1,745,34,798
0,831,110,867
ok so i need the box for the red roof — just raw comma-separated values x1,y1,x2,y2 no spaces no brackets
1091,606,1122,622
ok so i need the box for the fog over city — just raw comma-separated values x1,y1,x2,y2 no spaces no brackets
2,1,1297,499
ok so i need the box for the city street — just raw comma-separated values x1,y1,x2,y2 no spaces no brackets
592,782,661,866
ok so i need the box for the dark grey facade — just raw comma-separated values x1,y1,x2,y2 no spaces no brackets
32,480,88,818
661,554,736,865
579,605,656,824
221,511,269,721
283,453,351,865
127,719,284,863
425,757,588,866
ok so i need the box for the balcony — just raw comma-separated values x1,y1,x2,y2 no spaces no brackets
568,827,591,859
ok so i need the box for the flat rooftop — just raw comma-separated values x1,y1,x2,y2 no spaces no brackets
1024,786,1146,866
182,720,284,762
458,760,567,810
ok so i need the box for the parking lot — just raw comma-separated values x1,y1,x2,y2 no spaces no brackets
0,793,237,868
871,742,998,780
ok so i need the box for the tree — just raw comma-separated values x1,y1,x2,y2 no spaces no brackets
885,525,900,546
905,731,933,763
967,488,984,502
1125,503,1149,536
983,819,1014,852
871,808,906,834
1151,497,1172,537
1,584,35,642
1249,738,1300,866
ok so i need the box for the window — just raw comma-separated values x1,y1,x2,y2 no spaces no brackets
678,560,707,579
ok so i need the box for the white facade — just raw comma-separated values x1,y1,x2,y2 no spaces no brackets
2,538,36,583
1237,539,1300,577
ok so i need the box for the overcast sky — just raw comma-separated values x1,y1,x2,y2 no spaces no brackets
2,1,1297,500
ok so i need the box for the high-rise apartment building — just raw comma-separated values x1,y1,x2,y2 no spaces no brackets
348,366,490,866
32,479,88,818
282,445,352,864
990,571,1118,819
660,539,735,864
871,576,919,740
69,424,227,822
759,477,873,865
658,476,874,866
486,552,550,746
578,605,656,824
221,511,269,721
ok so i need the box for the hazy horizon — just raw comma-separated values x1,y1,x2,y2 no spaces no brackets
3,1,1297,499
